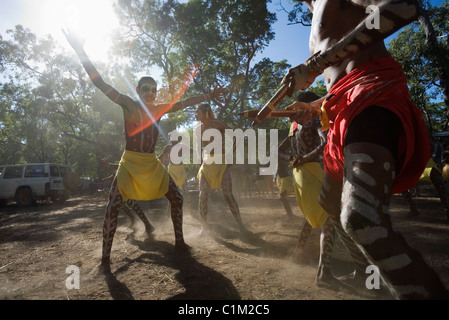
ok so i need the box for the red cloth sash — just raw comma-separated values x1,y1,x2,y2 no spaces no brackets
322,56,430,194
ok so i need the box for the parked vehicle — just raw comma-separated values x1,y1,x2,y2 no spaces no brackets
0,163,79,207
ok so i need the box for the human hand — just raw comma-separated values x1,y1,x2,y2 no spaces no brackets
289,155,302,168
62,27,86,53
286,101,314,125
209,86,229,99
98,157,108,167
282,63,319,96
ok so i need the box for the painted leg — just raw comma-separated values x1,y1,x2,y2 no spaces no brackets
127,200,155,235
121,201,136,227
199,173,211,235
430,168,449,220
315,218,338,288
342,143,449,299
291,221,314,263
165,177,189,251
296,222,312,249
221,168,251,234
319,173,371,288
280,191,294,218
401,190,420,217
101,178,122,273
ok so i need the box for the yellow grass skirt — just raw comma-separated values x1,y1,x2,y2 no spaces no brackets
197,154,227,190
292,162,328,229
117,151,169,202
168,164,187,187
277,175,294,198
419,158,439,183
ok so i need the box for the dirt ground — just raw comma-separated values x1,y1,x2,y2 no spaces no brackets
0,184,448,302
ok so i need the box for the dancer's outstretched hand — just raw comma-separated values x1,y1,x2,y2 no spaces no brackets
282,63,319,96
286,101,314,125
62,28,86,54
209,86,229,100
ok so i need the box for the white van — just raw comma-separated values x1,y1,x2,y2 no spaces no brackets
0,163,79,207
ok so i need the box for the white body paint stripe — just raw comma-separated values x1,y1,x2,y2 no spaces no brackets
353,226,388,245
377,253,412,272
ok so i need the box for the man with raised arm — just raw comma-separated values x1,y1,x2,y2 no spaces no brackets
281,1,449,299
63,29,227,274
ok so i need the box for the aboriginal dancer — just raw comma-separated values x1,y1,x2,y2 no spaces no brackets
280,0,448,299
195,104,251,236
276,156,295,219
279,91,337,288
64,29,227,273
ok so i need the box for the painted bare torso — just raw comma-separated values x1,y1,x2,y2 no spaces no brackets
308,0,390,90
278,117,327,166
292,117,326,161
123,101,161,154
197,119,229,155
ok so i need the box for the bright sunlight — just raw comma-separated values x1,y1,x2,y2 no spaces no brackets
41,0,120,62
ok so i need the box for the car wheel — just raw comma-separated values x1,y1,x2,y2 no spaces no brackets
15,188,35,207
50,193,67,205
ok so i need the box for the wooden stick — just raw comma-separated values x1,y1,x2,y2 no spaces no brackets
239,109,299,118
251,84,289,126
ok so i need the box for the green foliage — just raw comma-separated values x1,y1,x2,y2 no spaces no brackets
2,0,446,179
388,1,449,132
0,26,124,178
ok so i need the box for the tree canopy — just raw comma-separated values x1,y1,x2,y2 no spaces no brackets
1,0,447,179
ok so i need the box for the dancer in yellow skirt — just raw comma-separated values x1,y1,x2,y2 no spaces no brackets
64,29,227,274
279,91,336,288
159,131,193,213
195,104,250,236
276,153,295,218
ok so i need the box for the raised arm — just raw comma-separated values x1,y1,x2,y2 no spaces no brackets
161,86,229,114
63,28,134,110
98,157,119,170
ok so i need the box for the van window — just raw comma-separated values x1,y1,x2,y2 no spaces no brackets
50,165,60,178
58,166,71,177
25,165,46,178
4,166,23,179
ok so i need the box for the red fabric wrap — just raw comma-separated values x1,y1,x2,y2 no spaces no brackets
322,56,430,194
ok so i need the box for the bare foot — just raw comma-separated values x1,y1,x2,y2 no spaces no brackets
175,240,192,253
145,223,155,235
315,272,348,291
239,225,253,239
88,261,112,279
335,272,392,299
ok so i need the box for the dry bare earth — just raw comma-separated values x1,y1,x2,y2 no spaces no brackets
0,185,448,302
